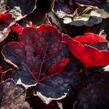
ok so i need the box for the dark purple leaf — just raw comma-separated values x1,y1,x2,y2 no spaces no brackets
2,25,70,82
36,59,82,101
7,0,37,15
2,25,79,100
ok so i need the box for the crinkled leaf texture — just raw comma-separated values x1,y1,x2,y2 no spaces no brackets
2,25,82,101
0,79,26,108
65,33,109,67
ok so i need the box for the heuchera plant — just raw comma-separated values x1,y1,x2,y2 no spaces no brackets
1,0,109,108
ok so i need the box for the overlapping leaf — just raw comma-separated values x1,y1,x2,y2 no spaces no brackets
3,24,69,81
65,33,109,67
1,0,109,107
1,24,75,100
53,0,109,27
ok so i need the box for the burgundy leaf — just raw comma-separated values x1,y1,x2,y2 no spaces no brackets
7,57,81,100
2,24,69,82
1,24,74,99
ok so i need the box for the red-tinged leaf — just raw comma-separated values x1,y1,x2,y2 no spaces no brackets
66,38,109,67
8,58,82,100
2,24,69,82
0,14,14,28
73,33,107,44
2,24,73,99
0,14,12,22
36,59,82,101
2,25,83,100
11,24,24,34
48,58,70,75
